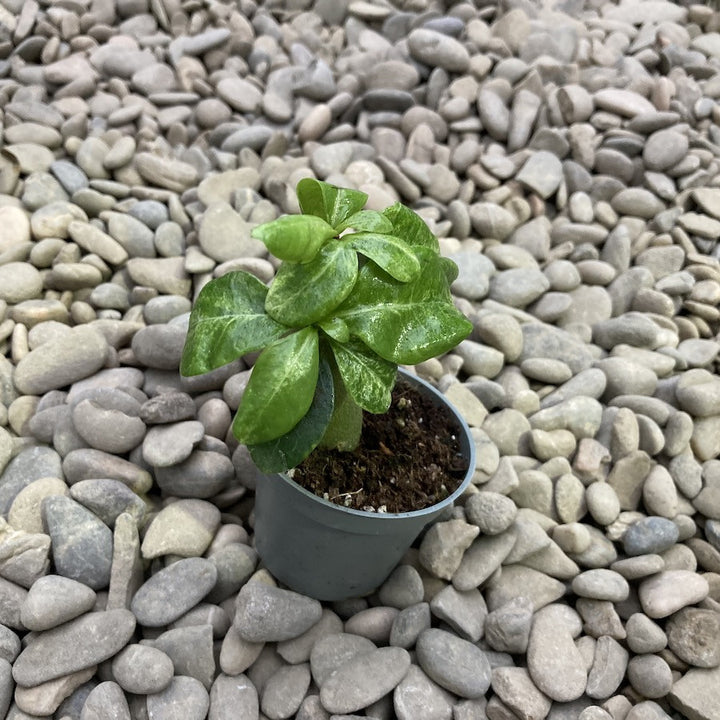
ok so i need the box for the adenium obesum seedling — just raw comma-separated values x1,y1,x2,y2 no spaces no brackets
181,179,472,473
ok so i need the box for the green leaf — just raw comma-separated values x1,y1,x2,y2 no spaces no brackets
247,356,334,473
337,247,473,364
383,202,440,253
336,210,394,234
297,178,368,229
347,233,421,282
180,271,286,376
232,327,319,445
251,214,337,263
440,255,459,284
330,339,396,413
318,317,350,343
266,241,358,327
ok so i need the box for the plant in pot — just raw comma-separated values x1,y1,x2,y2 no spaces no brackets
181,179,475,600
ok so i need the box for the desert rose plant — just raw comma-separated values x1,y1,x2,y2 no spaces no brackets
181,179,473,473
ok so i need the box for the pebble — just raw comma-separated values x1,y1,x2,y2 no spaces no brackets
415,629,491,699
407,29,470,73
2,458,64,525
454,340,505,378
111,643,175,694
666,607,720,668
15,666,97,716
152,625,215,690
130,557,218,627
209,674,259,720
389,603,431,650
669,664,720,720
516,151,564,199
140,498,220,559
429,585,486,643
572,569,630,602
131,324,186,370
623,516,680,556
638,570,710,619
452,530,517,591
146,676,209,720
261,663,311,719
483,596,534,654
140,390,196,424
626,613,668,654
80,681,131,719
276,609,342,665
418,519,479,581
492,666,552,720
320,646,410,714
62,447,152,495
0,516,51,588
310,632,376,687
42,495,113,590
0,446,63,514
593,88,656,117
142,420,205,467
20,575,96,631
489,267,550,308
125,256,191,296
586,635,629,701
70,478,147,527
207,543,258,605
13,325,109,395
72,398,146,454
12,608,136,687
464,492,517,535
485,565,566,613
394,664,453,720
527,604,587,702
627,654,673,699
0,263,43,304
0,577,27,630
234,582,322,643
344,606,398,644
154,450,234,498
377,565,424,610
611,554,666,581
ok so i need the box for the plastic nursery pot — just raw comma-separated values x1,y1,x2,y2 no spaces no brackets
252,369,476,601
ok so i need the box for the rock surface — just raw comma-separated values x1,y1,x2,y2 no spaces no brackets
1,0,720,717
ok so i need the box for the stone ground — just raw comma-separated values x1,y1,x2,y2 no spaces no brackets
1,0,720,718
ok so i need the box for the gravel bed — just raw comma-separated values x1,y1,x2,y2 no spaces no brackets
1,0,720,718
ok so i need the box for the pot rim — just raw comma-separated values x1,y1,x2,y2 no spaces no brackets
268,368,476,521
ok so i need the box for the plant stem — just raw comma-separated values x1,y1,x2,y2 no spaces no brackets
318,359,363,451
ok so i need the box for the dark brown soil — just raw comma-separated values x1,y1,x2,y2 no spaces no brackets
291,377,470,513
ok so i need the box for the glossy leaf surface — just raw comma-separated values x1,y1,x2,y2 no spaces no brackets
348,233,421,282
383,202,440,252
337,247,473,364
336,210,394,234
266,241,358,327
318,317,350,343
180,271,286,376
330,339,396,413
247,356,334,472
232,327,319,445
297,178,368,229
251,214,337,263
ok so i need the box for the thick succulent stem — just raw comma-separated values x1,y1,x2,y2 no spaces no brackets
318,360,363,452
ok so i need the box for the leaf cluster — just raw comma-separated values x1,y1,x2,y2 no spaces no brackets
181,179,472,472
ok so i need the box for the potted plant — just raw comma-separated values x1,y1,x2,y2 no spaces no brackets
181,179,475,600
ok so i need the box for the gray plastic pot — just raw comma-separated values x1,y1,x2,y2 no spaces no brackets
252,370,476,601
